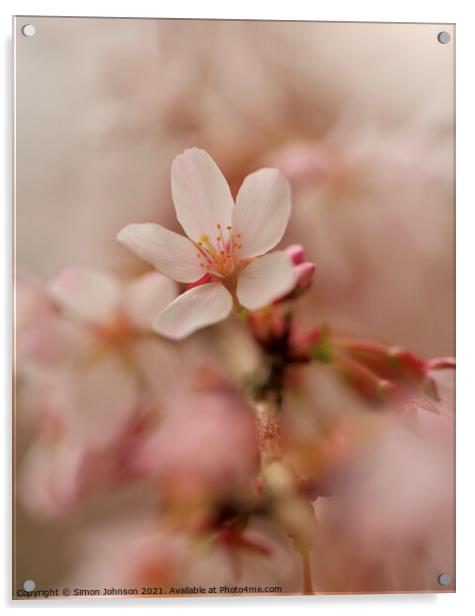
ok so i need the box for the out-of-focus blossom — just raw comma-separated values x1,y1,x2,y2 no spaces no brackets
265,142,335,188
65,518,189,591
67,516,300,592
43,268,178,447
266,126,452,204
18,402,158,519
268,125,454,358
19,427,93,519
118,148,296,339
16,279,92,373
316,408,455,592
50,268,178,336
16,270,179,517
134,386,259,528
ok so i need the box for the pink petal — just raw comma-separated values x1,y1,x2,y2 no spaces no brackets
16,279,51,334
232,168,292,259
153,283,232,340
17,312,95,368
236,251,296,310
124,272,179,331
49,268,121,324
18,437,89,518
171,148,234,242
117,223,203,283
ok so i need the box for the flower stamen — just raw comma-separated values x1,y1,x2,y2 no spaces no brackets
192,226,243,277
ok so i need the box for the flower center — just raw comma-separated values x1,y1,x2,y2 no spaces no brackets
194,224,242,277
92,313,133,348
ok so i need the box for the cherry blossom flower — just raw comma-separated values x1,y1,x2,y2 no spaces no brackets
117,148,296,339
16,270,179,517
44,268,179,448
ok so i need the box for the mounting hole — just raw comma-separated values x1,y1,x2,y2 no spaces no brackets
21,24,36,38
22,579,36,592
437,31,451,45
437,573,451,586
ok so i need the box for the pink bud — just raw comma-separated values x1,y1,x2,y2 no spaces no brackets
285,244,306,265
274,246,316,302
290,326,321,362
427,356,456,371
295,262,316,292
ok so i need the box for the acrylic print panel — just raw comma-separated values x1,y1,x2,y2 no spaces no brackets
13,17,455,599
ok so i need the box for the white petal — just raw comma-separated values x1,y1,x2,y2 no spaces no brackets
49,268,121,324
153,283,232,340
232,168,292,259
117,223,203,283
236,252,296,310
123,272,179,331
171,148,234,242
